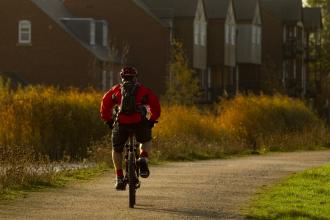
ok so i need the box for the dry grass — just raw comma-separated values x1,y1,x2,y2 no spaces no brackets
0,145,56,195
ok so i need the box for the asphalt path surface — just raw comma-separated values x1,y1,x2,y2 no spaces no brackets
1,151,330,220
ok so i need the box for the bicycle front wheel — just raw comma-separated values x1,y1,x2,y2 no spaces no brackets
128,151,136,208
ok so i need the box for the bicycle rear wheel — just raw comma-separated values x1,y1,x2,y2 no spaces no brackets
128,151,136,208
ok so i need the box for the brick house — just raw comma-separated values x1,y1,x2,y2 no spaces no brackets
261,0,306,97
303,7,322,98
0,0,120,90
141,0,209,100
260,6,283,93
233,0,262,93
204,0,237,99
63,0,170,95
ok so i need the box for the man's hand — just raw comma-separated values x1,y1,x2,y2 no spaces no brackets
148,120,158,128
106,120,114,129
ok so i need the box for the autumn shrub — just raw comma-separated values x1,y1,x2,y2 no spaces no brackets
217,94,329,151
0,80,107,160
152,105,243,160
0,78,328,163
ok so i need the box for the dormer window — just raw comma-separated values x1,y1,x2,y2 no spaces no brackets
18,20,31,44
90,21,96,46
102,21,108,47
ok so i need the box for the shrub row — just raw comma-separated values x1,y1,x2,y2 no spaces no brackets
0,81,107,160
0,80,328,162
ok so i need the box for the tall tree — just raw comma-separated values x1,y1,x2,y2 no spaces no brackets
306,1,330,74
163,40,202,106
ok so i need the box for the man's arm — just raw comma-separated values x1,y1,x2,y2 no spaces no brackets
146,89,161,122
100,88,116,123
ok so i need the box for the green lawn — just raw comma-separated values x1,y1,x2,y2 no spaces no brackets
246,164,330,220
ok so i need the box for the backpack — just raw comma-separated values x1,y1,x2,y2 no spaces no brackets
119,81,140,115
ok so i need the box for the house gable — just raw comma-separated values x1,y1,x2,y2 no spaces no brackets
195,0,207,22
225,0,235,26
253,1,261,26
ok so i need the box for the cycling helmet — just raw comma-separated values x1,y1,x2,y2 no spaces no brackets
119,66,138,78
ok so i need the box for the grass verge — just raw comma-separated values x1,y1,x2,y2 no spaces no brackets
245,164,330,220
0,163,110,201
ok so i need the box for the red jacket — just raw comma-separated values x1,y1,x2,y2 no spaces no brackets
100,83,161,124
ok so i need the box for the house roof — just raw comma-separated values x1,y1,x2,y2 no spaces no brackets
132,0,172,25
260,0,302,23
204,0,231,19
303,7,322,30
141,0,199,18
233,0,258,22
30,0,114,62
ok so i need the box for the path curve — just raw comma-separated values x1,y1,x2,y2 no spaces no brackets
1,151,330,220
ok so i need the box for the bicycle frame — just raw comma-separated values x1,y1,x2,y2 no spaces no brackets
125,133,140,208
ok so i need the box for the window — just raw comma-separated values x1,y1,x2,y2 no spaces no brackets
283,26,287,42
194,21,200,45
293,27,297,37
252,26,256,44
293,60,296,79
102,21,108,47
200,22,207,46
109,71,114,88
282,61,287,86
230,25,236,45
256,27,261,45
90,21,96,46
102,70,107,91
207,68,211,89
18,20,31,44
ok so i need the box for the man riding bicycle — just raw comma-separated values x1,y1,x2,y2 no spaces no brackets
100,66,161,190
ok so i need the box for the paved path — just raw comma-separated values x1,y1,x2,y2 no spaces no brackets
1,151,330,220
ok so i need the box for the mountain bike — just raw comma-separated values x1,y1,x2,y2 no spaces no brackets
124,133,140,208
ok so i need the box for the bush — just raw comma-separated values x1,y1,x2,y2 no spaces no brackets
217,94,328,151
0,81,107,160
0,79,328,162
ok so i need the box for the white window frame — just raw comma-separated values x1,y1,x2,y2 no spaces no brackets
90,21,96,46
231,25,236,45
283,26,287,42
293,26,297,37
200,22,207,46
282,61,287,86
293,60,297,79
256,26,261,45
225,24,230,44
102,70,107,91
109,71,114,88
18,20,31,44
102,21,108,47
207,68,211,89
252,26,257,44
